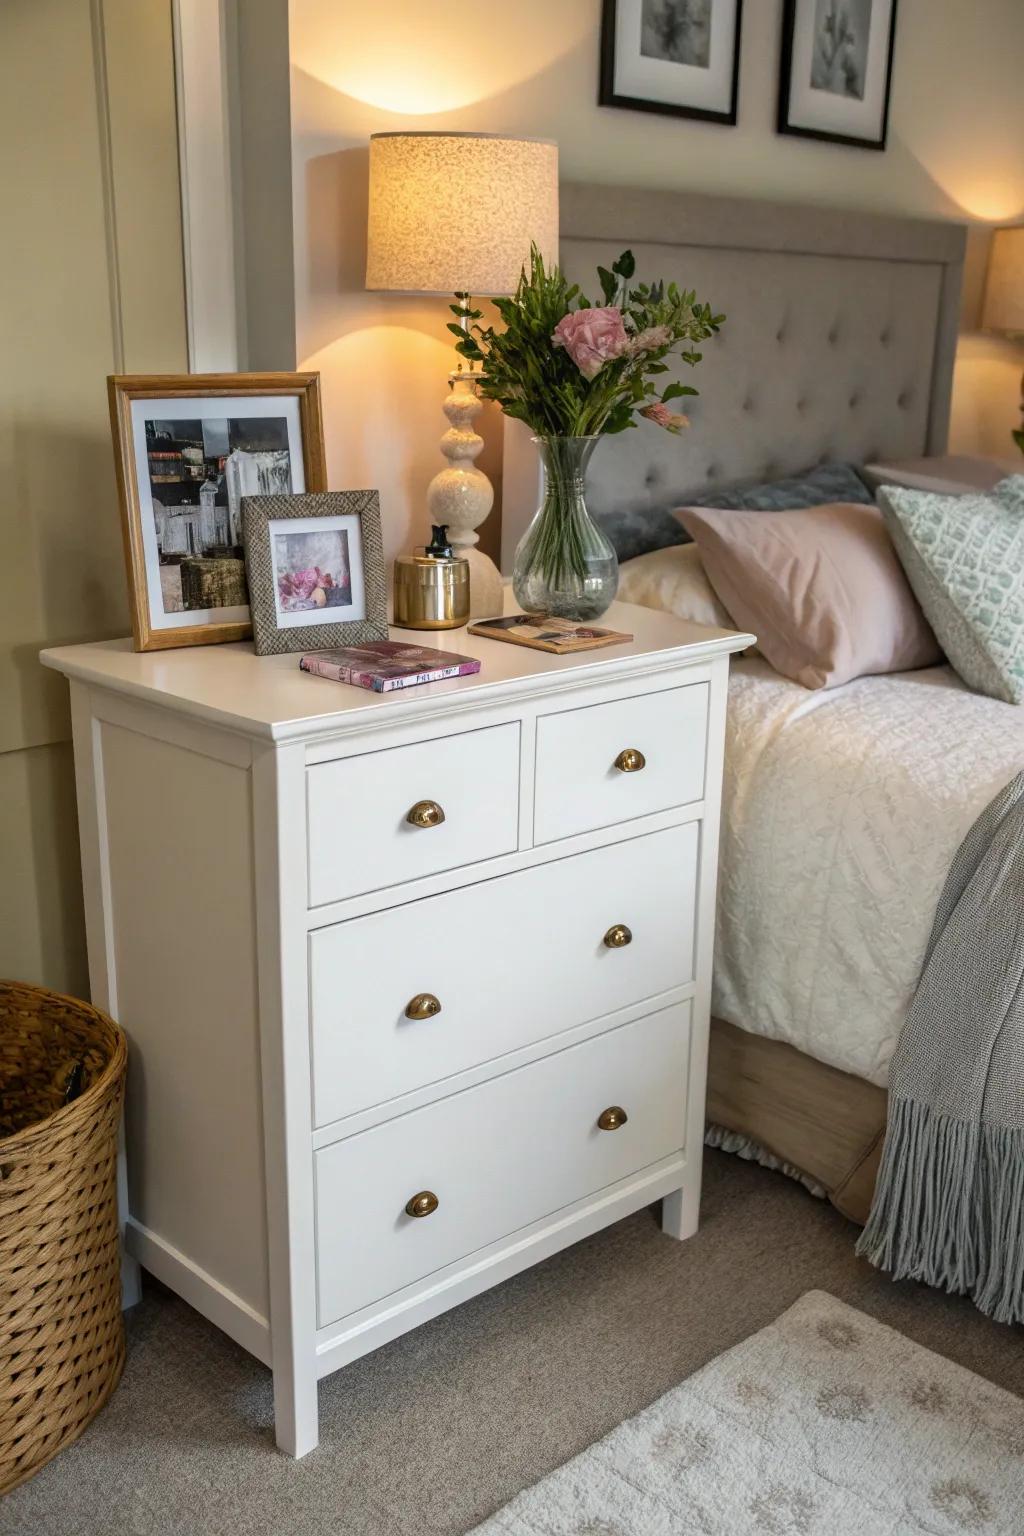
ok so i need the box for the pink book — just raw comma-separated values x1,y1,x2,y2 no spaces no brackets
299,641,481,693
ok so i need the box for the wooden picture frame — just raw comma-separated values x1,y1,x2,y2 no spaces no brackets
777,0,899,151
599,0,744,126
242,491,388,657
108,372,327,651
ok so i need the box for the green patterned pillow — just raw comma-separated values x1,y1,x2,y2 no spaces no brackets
878,475,1024,704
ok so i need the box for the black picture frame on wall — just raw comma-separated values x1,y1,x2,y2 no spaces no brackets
778,0,899,151
599,0,744,127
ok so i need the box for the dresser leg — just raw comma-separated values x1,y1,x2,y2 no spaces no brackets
273,1363,320,1458
661,1185,698,1241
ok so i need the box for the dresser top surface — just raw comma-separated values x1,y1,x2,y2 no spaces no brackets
41,597,752,743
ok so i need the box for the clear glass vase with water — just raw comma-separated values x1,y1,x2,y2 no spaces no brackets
511,437,618,622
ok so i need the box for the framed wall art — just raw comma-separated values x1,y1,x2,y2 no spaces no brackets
108,372,326,651
242,490,388,657
599,0,743,125
778,0,899,150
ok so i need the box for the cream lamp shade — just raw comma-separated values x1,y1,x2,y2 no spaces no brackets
365,132,559,296
982,227,1024,336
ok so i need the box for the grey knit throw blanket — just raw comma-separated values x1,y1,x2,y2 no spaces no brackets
857,770,1024,1324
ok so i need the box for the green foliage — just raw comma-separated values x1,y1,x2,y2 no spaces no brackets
450,245,724,437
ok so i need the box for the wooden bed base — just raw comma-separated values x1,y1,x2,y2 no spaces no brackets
707,1018,887,1225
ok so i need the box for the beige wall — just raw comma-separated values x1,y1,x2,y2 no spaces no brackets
289,0,1024,563
1,0,187,995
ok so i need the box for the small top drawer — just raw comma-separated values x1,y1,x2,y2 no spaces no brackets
307,723,520,906
533,683,709,844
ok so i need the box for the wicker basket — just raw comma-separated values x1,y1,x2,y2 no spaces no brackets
0,980,127,1493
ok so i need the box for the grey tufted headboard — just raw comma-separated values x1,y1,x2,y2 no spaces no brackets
500,183,966,567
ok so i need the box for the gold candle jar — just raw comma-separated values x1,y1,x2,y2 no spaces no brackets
392,528,470,630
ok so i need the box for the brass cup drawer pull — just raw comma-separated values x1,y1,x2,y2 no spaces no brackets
405,1190,439,1219
614,747,646,774
404,992,442,1021
598,1105,629,1132
406,799,446,829
603,923,633,949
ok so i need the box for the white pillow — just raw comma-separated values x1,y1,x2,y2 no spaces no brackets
617,543,736,631
861,455,1017,497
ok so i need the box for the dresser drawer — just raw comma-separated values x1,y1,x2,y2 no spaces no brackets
306,723,520,906
315,1002,690,1326
310,823,697,1126
534,683,709,844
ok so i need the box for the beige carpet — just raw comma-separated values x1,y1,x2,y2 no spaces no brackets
471,1290,1024,1534
4,1151,1023,1536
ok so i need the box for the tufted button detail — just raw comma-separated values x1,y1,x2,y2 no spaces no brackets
796,397,806,413
828,328,839,346
775,328,786,344
849,392,861,409
880,328,892,346
706,463,719,479
898,389,912,409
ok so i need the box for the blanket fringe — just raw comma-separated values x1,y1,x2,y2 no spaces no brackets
857,1097,1024,1325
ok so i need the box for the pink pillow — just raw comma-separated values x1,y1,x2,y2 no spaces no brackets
676,501,941,690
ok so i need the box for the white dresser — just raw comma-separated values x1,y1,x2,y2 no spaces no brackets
42,599,750,1456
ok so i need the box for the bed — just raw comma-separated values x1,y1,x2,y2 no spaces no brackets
709,656,1024,1217
502,185,1022,1222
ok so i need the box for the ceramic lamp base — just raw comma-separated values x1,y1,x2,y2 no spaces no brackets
461,546,505,621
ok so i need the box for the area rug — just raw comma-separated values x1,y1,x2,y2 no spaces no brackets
469,1290,1024,1534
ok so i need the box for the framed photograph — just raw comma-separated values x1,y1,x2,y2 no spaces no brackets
108,372,326,651
243,491,388,657
599,0,743,125
778,0,899,150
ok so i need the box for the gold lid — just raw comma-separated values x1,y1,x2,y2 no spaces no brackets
394,551,470,587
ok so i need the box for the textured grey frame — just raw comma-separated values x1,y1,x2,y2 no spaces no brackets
242,490,387,657
501,185,966,566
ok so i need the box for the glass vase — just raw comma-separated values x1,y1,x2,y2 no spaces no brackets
511,436,618,622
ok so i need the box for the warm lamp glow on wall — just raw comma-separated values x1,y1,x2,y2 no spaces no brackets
982,226,1024,453
366,131,559,615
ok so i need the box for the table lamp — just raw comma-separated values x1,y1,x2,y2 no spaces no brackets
366,131,559,615
982,226,1024,453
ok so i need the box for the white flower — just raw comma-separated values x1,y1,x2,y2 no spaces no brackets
628,325,673,355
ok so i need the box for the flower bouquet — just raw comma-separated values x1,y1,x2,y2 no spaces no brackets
450,248,723,618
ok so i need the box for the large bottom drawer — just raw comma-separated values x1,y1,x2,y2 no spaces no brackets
314,1002,691,1327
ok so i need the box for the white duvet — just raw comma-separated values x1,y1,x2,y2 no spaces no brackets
715,658,1024,1087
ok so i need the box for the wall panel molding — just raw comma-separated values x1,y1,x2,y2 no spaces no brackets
172,0,241,372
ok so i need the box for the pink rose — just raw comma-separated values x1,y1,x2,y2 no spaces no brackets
289,568,321,600
641,402,690,433
551,307,629,380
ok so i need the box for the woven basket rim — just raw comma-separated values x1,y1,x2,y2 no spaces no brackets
0,979,127,1154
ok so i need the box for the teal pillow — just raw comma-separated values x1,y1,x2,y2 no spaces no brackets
878,475,1024,704
996,473,1024,514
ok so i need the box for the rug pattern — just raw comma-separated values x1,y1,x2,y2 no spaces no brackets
470,1290,1024,1535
